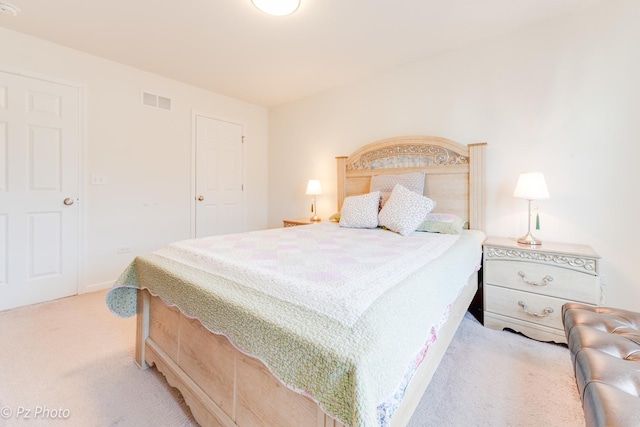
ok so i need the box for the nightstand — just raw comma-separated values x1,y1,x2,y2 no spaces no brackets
282,218,319,227
483,236,600,344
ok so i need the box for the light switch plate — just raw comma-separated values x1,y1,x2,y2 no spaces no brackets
91,174,106,185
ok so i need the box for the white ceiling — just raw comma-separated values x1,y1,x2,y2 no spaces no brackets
0,0,602,107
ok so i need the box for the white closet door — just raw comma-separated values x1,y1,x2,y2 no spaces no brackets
0,71,80,311
194,115,244,238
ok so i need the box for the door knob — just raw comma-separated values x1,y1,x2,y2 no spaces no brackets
197,196,204,201
63,198,75,206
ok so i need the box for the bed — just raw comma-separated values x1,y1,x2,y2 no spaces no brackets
106,135,487,427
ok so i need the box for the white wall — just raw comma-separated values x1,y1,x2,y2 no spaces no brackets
268,0,640,311
0,27,269,291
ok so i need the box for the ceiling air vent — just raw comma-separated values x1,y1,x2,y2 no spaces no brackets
141,91,172,111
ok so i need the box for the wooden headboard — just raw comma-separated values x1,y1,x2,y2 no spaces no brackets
336,136,487,231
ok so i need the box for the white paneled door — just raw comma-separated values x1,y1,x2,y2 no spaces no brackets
0,71,80,311
195,116,244,238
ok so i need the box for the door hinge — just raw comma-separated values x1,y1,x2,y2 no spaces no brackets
242,135,245,144
241,184,244,191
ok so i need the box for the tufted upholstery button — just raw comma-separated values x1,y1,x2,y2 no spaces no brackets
562,302,640,427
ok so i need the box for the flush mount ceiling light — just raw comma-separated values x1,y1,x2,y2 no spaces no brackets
0,2,20,16
251,0,300,16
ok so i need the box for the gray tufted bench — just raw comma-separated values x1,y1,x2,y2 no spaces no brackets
562,303,640,427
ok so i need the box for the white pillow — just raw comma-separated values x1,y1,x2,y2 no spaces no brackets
378,184,436,236
339,191,381,229
370,172,426,208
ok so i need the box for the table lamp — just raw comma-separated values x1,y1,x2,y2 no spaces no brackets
306,179,322,222
513,172,549,246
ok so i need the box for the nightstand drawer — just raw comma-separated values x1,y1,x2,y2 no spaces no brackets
484,259,598,304
483,236,600,343
485,285,566,331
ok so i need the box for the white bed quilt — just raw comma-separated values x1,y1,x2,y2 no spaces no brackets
155,222,459,326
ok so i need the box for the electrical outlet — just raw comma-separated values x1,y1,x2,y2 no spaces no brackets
117,247,131,254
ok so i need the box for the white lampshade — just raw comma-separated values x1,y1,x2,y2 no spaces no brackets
513,172,550,200
251,0,300,16
306,180,322,196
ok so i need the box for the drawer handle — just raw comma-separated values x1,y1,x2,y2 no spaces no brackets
518,301,554,318
518,271,553,287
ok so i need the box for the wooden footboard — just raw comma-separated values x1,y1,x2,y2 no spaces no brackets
134,272,478,427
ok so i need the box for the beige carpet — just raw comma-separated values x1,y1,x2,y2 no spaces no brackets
407,312,585,427
0,290,585,427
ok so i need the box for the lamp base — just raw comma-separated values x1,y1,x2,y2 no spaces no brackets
517,231,542,246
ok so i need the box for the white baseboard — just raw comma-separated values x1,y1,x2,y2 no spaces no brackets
82,280,115,294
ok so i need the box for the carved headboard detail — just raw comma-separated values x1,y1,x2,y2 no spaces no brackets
347,144,468,171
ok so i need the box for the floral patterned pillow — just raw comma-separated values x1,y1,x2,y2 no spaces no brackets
378,184,436,236
339,191,381,229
